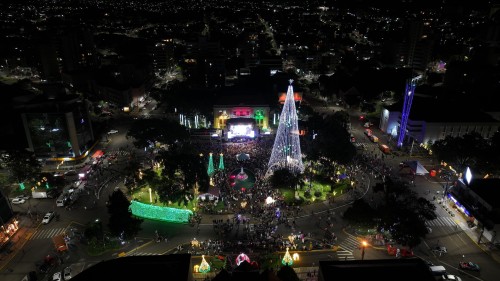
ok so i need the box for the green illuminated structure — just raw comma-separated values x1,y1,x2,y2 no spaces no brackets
130,201,192,223
207,152,215,176
19,182,25,190
218,153,224,170
199,255,211,273
282,247,293,266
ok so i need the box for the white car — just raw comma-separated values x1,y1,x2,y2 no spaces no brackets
42,212,55,224
442,275,462,281
12,197,26,204
16,194,30,200
63,266,72,280
53,272,62,281
107,130,118,134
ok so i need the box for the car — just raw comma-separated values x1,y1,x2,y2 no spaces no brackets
459,261,480,271
12,197,26,204
107,130,118,134
442,275,462,281
16,194,30,200
63,266,72,280
53,271,62,281
432,246,447,255
42,212,55,224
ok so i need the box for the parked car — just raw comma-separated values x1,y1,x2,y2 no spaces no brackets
42,212,55,224
12,197,26,204
16,194,30,200
459,261,480,271
107,129,118,134
63,266,72,280
53,272,62,281
432,246,447,255
442,275,462,281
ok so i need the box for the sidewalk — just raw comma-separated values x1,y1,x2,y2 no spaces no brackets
0,217,37,273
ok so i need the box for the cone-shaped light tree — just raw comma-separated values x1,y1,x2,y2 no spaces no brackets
266,80,304,177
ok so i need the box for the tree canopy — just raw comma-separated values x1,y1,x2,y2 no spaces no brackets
343,179,436,249
304,114,356,164
127,118,189,149
431,132,490,174
3,149,41,183
107,189,143,239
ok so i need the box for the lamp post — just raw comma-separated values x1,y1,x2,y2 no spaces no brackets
361,241,367,260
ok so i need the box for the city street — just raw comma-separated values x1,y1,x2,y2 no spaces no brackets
2,99,500,281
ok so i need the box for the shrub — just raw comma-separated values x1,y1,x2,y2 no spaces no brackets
314,191,322,197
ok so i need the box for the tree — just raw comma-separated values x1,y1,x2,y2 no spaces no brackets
343,199,378,228
377,179,436,248
486,130,500,175
3,149,42,184
276,265,300,281
127,118,189,149
431,132,489,172
304,114,356,164
269,168,300,190
107,189,143,239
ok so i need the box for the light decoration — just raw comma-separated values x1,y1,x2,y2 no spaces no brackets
254,110,264,120
397,75,421,147
465,167,472,185
292,253,300,261
130,201,192,223
265,196,275,205
266,80,304,177
199,255,210,273
236,253,251,266
19,182,25,190
218,153,224,170
149,188,153,203
207,153,215,177
282,247,293,266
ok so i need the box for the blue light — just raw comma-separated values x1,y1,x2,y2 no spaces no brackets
397,78,417,147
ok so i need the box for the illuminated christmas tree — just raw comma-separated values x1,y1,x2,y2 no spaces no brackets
282,247,293,266
218,153,224,170
199,255,211,273
207,152,215,177
266,80,304,177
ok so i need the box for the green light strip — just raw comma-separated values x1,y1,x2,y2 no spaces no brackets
130,201,193,223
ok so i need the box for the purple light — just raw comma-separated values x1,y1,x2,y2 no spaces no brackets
397,78,417,147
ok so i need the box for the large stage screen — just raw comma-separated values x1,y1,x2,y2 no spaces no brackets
227,124,255,139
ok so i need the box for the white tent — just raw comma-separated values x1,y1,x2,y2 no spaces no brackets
405,161,429,175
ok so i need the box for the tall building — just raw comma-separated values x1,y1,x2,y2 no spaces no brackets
36,29,98,82
13,85,95,160
151,39,175,74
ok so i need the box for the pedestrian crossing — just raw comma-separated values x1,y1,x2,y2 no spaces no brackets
337,250,355,261
425,216,457,227
338,236,358,260
125,251,162,256
339,236,360,252
30,227,66,240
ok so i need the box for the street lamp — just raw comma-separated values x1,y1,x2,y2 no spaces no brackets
361,241,367,260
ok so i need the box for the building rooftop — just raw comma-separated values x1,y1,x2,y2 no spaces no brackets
319,258,436,281
468,178,500,209
385,96,499,123
71,254,192,281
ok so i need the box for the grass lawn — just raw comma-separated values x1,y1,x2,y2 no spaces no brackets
280,179,352,205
